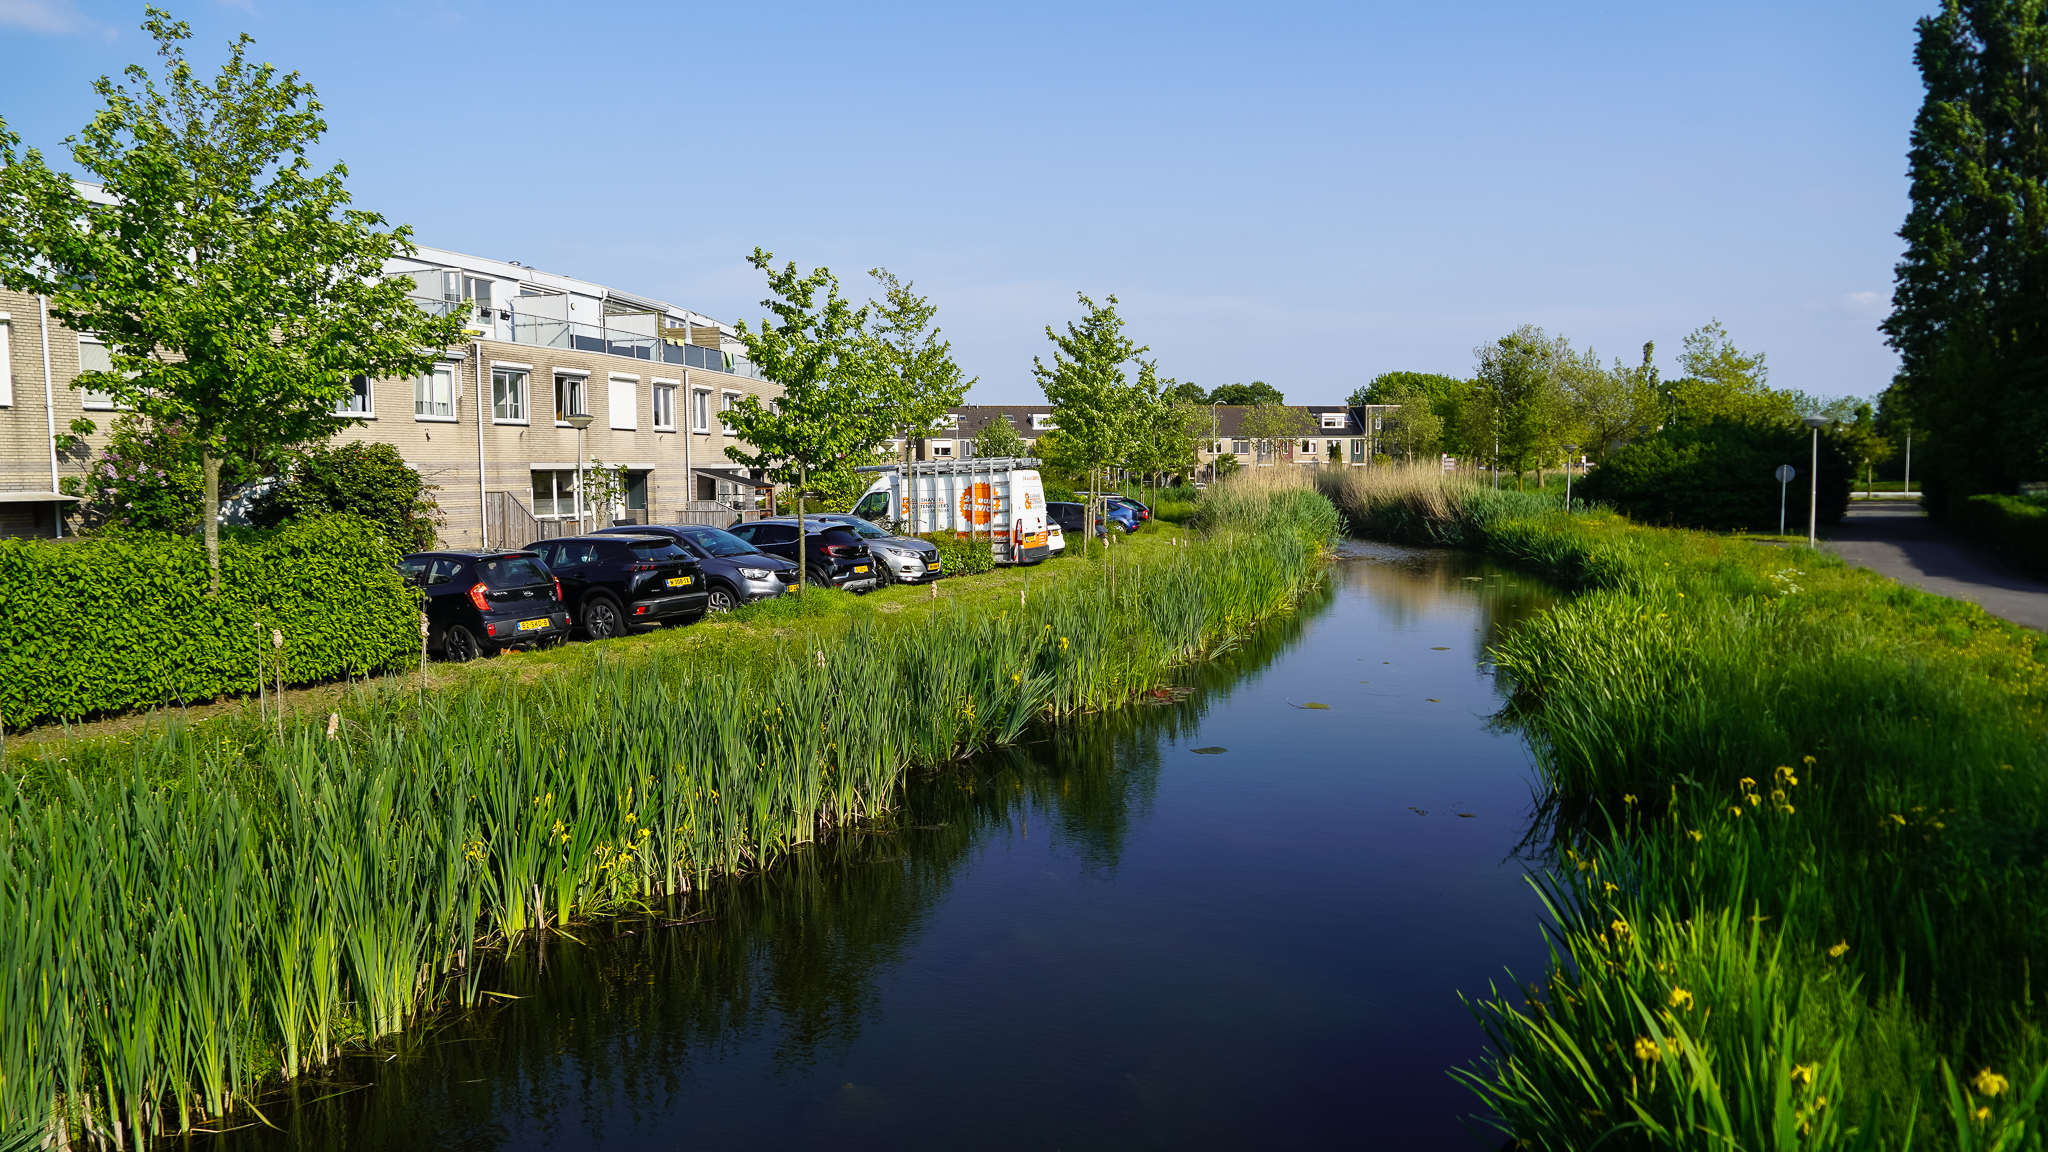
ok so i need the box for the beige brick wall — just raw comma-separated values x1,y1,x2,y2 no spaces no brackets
0,287,781,543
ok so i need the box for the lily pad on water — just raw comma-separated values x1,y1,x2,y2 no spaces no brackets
1458,813,1478,818
1431,646,1450,650
1301,702,1329,710
1192,747,1227,755
1426,698,1441,703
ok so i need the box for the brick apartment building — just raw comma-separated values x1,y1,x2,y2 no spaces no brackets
0,244,782,543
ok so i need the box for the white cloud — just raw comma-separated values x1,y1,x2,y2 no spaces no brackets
0,0,84,32
1844,290,1884,310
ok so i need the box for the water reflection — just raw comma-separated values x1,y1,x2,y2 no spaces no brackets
209,546,1559,1152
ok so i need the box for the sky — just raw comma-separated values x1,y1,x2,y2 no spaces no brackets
0,0,1934,406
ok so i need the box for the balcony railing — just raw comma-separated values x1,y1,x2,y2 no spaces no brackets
408,296,764,380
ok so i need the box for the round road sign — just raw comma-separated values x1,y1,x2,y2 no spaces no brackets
1775,465,1797,483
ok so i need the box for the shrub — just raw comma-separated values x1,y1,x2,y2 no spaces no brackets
1576,418,1853,533
0,516,419,727
252,442,440,552
1956,493,2048,577
916,532,998,575
56,415,264,534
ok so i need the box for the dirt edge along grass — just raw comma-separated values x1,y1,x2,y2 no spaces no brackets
0,477,1340,1149
1324,464,2048,1149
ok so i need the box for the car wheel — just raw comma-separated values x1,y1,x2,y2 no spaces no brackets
444,625,480,663
582,594,625,640
806,565,833,589
706,584,740,613
875,559,897,586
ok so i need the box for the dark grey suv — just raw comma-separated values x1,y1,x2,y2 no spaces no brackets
593,523,799,611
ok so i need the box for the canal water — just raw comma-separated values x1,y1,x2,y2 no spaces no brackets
218,545,1559,1151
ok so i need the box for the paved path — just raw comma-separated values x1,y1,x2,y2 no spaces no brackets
1823,500,2048,630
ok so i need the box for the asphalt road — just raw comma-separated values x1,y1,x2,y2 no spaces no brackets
1824,499,2048,631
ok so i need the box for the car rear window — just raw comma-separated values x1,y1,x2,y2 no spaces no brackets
625,540,686,560
477,556,551,588
817,527,862,545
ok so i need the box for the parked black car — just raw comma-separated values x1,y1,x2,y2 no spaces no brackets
724,518,880,591
528,534,709,639
399,549,570,661
1047,500,1132,538
592,523,800,611
809,513,943,584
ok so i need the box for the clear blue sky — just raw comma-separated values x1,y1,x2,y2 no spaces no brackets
1,0,1932,405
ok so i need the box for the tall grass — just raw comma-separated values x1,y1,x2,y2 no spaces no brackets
1355,496,2048,1148
0,483,1339,1150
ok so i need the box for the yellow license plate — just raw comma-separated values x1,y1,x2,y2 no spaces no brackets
667,576,692,587
517,617,551,632
854,565,869,574
929,560,941,568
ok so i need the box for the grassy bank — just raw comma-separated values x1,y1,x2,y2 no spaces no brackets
0,481,1338,1149
1323,465,2048,1149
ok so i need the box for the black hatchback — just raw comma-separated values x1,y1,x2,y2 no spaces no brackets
400,549,571,661
529,534,710,639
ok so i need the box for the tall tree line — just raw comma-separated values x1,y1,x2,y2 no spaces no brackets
1883,0,2048,509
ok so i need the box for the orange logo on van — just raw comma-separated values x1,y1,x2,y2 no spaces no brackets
960,482,999,526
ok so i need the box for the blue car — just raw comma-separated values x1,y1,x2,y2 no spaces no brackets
1048,500,1138,537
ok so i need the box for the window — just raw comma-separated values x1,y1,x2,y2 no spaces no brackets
1321,412,1345,429
1326,440,1342,461
530,469,581,519
609,374,638,430
626,471,649,514
414,365,455,418
1030,413,1056,431
652,383,676,430
78,337,117,408
1300,440,1314,455
1350,439,1365,464
929,440,954,458
554,373,587,423
336,374,373,416
720,391,739,434
0,319,10,406
492,369,527,423
1232,438,1250,455
691,388,710,432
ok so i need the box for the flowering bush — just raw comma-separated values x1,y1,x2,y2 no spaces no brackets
57,416,262,534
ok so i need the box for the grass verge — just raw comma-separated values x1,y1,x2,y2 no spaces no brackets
1326,464,2048,1149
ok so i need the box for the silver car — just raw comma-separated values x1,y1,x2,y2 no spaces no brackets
814,514,943,584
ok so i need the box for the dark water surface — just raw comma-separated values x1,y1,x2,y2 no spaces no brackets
218,546,1560,1151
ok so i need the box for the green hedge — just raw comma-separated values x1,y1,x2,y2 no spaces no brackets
915,532,998,575
1576,418,1853,532
1958,493,2048,577
0,515,419,727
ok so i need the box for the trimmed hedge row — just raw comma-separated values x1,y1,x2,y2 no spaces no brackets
0,515,420,727
916,532,998,575
1957,493,2048,578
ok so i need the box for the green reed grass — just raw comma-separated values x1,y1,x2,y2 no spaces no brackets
0,483,1339,1150
1358,496,2048,1148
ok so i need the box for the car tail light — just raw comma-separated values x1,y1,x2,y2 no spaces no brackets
468,583,491,612
822,544,855,557
553,578,564,603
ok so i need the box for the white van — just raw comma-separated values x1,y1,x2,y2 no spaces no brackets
851,457,1052,565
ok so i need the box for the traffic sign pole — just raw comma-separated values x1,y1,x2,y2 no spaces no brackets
1776,464,1797,536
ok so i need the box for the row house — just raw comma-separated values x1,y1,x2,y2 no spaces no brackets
0,244,782,543
890,403,1403,472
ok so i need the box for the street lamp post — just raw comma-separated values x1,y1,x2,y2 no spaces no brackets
1560,444,1578,512
1211,401,1221,483
566,413,594,532
1803,415,1830,548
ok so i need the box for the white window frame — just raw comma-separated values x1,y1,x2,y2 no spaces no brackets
691,387,711,433
719,390,739,435
609,373,639,431
0,316,12,407
929,440,954,458
1321,412,1345,429
492,365,530,424
1030,413,1056,431
554,370,590,426
414,363,457,421
335,374,375,417
78,336,119,409
651,378,677,431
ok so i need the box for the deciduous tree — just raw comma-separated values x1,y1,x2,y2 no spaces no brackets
724,249,884,590
0,10,468,590
866,267,972,530
1034,293,1147,549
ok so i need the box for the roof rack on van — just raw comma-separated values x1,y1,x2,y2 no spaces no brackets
853,457,1042,474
